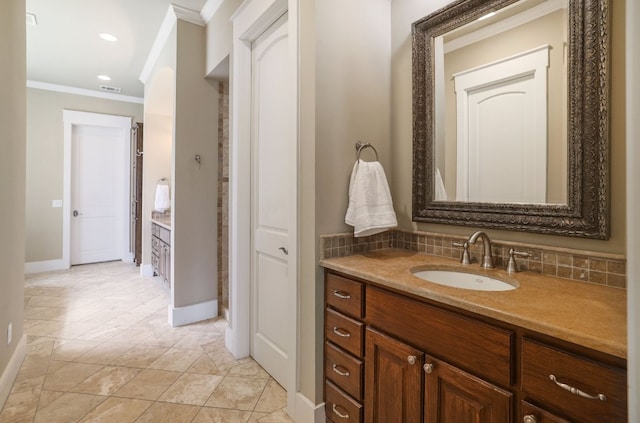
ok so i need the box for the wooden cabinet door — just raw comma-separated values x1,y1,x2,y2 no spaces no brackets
424,356,512,423
365,327,423,423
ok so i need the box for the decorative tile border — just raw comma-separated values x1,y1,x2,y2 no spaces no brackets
320,230,626,289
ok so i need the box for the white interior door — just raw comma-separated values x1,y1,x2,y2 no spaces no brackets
71,124,126,265
454,46,549,203
467,76,545,203
250,13,291,388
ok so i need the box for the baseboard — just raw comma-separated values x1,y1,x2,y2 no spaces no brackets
224,324,250,360
169,299,218,327
122,252,134,263
24,259,67,274
0,335,27,410
140,264,154,277
222,307,229,322
292,392,325,423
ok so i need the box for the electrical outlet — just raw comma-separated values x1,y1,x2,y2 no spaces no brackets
7,323,12,345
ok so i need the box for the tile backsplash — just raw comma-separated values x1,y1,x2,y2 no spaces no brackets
320,230,626,289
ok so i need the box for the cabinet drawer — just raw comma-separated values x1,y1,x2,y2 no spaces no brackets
521,401,571,423
325,342,363,401
326,308,364,358
326,381,363,423
521,338,627,423
159,227,170,244
326,273,363,318
366,285,513,387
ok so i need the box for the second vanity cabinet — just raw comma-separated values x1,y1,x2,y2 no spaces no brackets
151,222,171,288
323,270,627,423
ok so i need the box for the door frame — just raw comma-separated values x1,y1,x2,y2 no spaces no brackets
228,0,298,415
62,110,133,269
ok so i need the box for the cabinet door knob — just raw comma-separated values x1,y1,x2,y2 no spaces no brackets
423,363,434,374
523,415,538,423
407,355,417,365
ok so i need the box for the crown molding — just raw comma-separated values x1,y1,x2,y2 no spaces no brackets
139,4,205,85
27,80,144,104
173,4,205,26
201,0,224,23
139,6,177,85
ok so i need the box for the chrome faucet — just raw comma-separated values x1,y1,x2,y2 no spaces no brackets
466,231,494,269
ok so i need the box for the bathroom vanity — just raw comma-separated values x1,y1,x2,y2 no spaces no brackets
151,220,171,289
321,250,626,423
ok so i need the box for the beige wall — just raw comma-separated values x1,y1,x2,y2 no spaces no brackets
391,0,626,255
0,0,26,400
626,0,640,417
25,89,143,263
142,18,220,310
173,20,219,307
310,0,392,403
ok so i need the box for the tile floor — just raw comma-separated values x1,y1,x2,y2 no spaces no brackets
0,261,294,423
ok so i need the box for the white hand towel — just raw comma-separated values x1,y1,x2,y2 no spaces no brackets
154,184,170,211
345,160,398,237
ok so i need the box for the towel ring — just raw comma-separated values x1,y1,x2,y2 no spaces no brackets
355,142,379,161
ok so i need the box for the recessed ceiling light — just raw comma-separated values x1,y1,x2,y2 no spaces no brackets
99,33,118,42
26,13,38,26
97,75,112,81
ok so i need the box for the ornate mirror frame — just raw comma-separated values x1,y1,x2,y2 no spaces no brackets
412,0,610,239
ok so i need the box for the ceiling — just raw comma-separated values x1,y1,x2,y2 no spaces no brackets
26,0,208,99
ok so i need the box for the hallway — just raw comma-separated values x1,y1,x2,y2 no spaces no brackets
0,261,292,422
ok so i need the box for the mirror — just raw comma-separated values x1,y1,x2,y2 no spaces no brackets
412,0,610,239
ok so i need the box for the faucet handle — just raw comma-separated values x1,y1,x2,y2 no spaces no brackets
453,241,471,265
506,248,532,273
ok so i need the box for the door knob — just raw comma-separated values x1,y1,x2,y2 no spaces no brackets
73,210,81,217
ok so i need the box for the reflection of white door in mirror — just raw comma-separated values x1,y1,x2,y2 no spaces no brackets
454,46,549,204
433,0,568,205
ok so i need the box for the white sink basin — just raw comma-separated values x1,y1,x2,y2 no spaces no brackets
412,269,517,291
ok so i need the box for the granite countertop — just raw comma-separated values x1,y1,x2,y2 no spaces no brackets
320,249,627,359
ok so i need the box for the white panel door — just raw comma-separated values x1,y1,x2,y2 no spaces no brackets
250,13,290,388
467,75,545,203
71,125,125,265
454,46,549,203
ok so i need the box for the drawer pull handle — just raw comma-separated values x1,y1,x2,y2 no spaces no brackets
523,415,538,423
332,290,351,300
332,364,350,377
549,375,607,401
332,327,351,338
332,404,350,419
